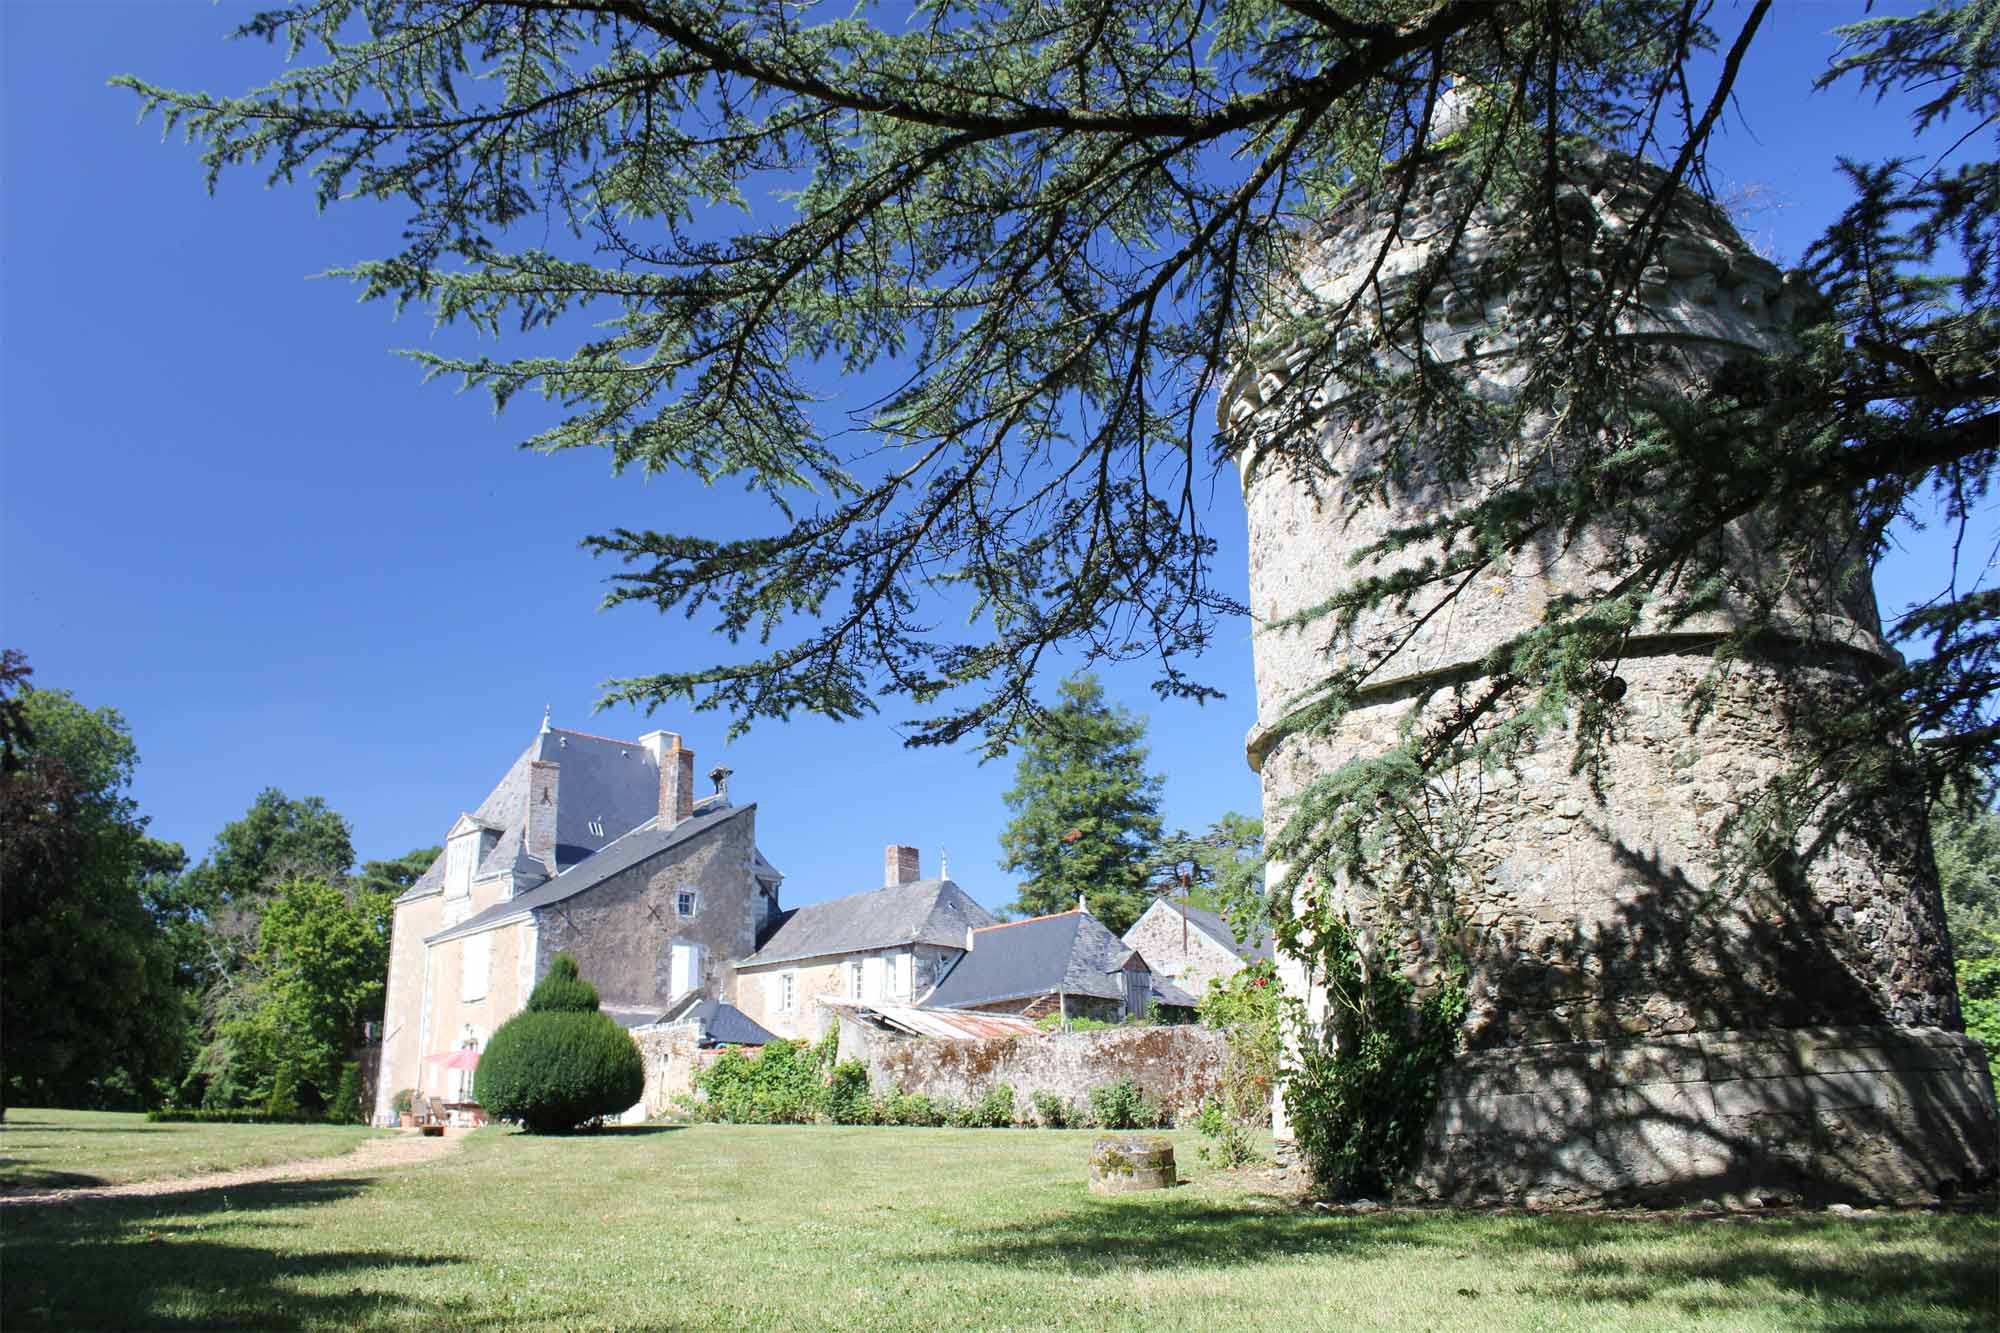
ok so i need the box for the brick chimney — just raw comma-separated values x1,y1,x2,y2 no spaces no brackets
885,844,921,887
526,760,559,870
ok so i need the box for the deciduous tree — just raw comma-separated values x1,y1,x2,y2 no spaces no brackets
0,654,185,1110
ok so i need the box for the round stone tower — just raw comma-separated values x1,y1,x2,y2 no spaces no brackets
1231,147,1997,1204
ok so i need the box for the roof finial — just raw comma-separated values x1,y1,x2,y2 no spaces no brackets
940,846,949,879
540,704,552,734
1077,892,1087,915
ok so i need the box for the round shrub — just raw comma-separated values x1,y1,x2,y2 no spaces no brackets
476,1009,645,1132
475,954,642,1132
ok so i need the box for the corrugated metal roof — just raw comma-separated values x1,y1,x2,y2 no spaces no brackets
819,997,1041,1041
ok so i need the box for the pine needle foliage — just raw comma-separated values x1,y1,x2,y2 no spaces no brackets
998,672,1163,934
119,1,1996,1084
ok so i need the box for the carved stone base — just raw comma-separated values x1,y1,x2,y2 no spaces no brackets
1407,1025,1998,1205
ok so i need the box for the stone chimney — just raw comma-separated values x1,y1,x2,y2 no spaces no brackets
526,760,560,870
639,729,695,827
885,844,921,887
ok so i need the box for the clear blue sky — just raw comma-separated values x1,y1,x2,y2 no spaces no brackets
2,2,1987,914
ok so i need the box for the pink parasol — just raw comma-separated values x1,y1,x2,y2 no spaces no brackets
423,1049,481,1070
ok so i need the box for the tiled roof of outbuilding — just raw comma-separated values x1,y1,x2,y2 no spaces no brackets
744,878,995,966
922,909,1140,1008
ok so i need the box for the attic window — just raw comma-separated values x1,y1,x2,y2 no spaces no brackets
588,816,605,838
677,890,698,917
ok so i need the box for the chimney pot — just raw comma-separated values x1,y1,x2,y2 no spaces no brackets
884,844,921,887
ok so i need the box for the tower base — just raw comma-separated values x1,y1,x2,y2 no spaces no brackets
1402,1026,1997,1206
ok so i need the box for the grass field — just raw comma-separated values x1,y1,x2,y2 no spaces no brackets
1,1119,1994,1330
0,1108,387,1191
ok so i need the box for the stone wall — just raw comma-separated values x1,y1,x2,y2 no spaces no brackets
1414,1025,1998,1205
862,1025,1227,1122
1229,144,1998,1201
534,806,762,1014
631,1021,707,1117
1124,902,1248,995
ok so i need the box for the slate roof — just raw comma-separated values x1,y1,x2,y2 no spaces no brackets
665,996,781,1047
922,910,1142,1008
744,878,995,967
1148,975,1202,1008
425,802,753,945
1138,898,1276,964
397,723,732,905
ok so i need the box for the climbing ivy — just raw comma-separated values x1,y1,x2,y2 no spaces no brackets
1279,911,1468,1199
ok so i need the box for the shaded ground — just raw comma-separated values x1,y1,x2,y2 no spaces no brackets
0,1125,463,1206
0,1109,389,1192
1,1122,1993,1330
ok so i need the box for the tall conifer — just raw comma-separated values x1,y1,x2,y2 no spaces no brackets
998,674,1163,935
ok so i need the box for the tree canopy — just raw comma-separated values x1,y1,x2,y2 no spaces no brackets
121,2,1995,915
0,653,186,1110
998,672,1163,934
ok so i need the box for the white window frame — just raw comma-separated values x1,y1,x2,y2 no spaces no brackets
849,959,865,999
460,932,490,1003
670,942,701,997
676,889,699,918
780,970,796,1012
445,833,476,900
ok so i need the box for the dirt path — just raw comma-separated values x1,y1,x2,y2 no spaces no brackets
0,1128,468,1208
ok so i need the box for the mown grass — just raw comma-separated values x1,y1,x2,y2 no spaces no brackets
1,1119,1993,1330
0,1107,386,1191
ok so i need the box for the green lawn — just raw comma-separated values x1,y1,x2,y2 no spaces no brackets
0,1108,386,1191
2,1120,1993,1330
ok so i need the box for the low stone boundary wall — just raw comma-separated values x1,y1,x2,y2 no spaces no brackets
863,1024,1228,1122
632,1021,717,1117
1411,1024,1999,1205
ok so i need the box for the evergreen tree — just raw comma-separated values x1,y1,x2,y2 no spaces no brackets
120,3,1996,913
999,674,1163,934
1936,781,2000,963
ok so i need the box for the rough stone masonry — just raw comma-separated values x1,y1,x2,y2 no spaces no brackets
1228,144,1998,1204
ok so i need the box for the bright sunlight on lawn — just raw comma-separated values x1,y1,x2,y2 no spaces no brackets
0,1108,386,1192
2,1120,1994,1330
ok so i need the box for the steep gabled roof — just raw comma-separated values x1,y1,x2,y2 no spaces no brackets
1130,897,1276,965
425,802,753,945
396,723,730,904
922,909,1140,1008
744,878,995,967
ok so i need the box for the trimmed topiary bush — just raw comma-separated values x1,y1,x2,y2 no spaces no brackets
475,953,644,1133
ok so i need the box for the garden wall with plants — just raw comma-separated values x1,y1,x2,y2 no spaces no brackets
862,1024,1226,1122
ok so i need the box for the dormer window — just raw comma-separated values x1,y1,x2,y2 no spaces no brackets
444,827,477,900
676,890,698,917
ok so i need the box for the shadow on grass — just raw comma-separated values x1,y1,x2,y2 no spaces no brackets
0,1123,175,1134
913,1201,1998,1323
0,1162,108,1191
499,1124,687,1139
0,1176,472,1330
